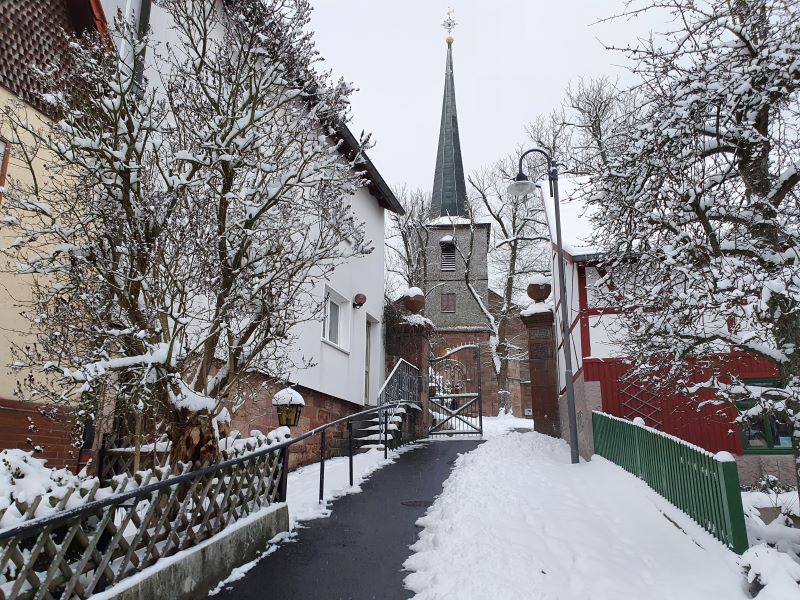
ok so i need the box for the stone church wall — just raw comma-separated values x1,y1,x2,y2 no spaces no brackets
424,223,491,330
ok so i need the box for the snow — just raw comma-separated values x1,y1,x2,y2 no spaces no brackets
427,216,472,226
438,235,454,243
520,302,553,317
403,314,434,327
404,432,749,600
741,546,800,600
400,286,424,298
527,273,551,286
480,413,531,438
540,177,599,258
272,387,305,406
169,378,216,412
0,450,94,528
285,446,415,526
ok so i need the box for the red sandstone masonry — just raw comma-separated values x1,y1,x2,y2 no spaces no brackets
0,398,81,471
227,377,360,471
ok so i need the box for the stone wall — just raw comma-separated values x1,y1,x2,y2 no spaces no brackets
227,377,360,470
558,375,602,460
424,223,491,330
735,454,797,488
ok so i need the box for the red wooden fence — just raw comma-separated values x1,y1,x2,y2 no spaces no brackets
584,353,778,454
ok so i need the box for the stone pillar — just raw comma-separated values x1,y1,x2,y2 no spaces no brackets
521,295,560,436
385,292,433,440
386,320,433,440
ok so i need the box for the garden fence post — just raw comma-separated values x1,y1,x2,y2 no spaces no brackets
716,457,749,554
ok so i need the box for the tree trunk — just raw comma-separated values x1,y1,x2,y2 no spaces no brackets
168,408,220,470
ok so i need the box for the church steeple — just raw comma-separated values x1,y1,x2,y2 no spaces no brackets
431,11,468,218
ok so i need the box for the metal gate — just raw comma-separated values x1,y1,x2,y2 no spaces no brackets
429,344,483,436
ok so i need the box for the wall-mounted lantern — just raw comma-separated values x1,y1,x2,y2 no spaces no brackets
272,387,305,428
353,293,367,309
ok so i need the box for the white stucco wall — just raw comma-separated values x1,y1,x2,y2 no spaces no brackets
290,187,386,406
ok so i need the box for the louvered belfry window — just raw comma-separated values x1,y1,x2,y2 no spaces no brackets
440,242,456,271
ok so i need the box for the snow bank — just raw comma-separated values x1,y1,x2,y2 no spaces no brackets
481,414,532,438
740,488,800,595
741,545,800,600
272,387,305,406
404,432,748,600
0,449,96,529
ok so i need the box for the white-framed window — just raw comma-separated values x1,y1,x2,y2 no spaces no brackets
322,286,349,349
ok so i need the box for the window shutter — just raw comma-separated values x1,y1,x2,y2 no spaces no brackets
441,244,456,271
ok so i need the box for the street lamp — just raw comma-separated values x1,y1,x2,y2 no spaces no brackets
507,148,580,465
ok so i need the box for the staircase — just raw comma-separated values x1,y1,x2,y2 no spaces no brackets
351,359,420,452
351,406,407,452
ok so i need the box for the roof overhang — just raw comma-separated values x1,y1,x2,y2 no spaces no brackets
333,123,404,215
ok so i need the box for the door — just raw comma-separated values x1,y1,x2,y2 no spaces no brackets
364,320,372,404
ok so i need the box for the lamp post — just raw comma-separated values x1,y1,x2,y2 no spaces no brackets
507,148,580,465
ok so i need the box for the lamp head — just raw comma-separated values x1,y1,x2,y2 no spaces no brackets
506,171,537,197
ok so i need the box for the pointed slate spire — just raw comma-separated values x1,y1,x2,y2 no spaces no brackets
431,32,468,218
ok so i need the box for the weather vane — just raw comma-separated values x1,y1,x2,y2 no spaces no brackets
442,7,457,37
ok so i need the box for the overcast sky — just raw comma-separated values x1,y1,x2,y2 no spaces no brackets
308,1,666,192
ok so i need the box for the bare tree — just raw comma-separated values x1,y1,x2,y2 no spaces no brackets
385,186,431,295
0,0,369,468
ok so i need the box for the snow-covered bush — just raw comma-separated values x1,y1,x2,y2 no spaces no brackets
741,545,800,599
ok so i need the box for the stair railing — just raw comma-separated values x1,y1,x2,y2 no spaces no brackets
374,359,420,457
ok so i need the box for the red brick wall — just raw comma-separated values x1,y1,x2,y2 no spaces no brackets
226,376,360,470
0,399,81,471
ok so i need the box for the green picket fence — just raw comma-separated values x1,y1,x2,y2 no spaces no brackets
592,411,749,554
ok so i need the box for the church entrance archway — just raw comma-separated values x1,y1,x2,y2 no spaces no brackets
428,345,483,436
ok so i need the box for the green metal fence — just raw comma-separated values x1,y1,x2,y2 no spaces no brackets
592,411,749,554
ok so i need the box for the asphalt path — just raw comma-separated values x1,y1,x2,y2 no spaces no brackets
213,439,481,600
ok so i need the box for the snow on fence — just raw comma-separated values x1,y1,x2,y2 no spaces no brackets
591,411,748,554
0,432,291,599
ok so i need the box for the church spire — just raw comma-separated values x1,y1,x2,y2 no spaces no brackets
431,9,468,218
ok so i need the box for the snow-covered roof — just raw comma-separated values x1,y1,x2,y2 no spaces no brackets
427,216,472,226
540,177,599,260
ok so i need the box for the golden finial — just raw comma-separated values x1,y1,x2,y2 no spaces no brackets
442,7,457,44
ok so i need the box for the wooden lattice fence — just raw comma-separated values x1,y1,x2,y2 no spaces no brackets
0,433,290,599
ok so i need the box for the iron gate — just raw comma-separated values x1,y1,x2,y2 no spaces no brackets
429,344,483,436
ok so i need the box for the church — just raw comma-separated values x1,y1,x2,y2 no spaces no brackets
422,19,531,419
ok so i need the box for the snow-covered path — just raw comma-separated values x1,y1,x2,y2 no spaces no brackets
404,432,748,600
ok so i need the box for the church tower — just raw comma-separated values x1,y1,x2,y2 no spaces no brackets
425,14,491,335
